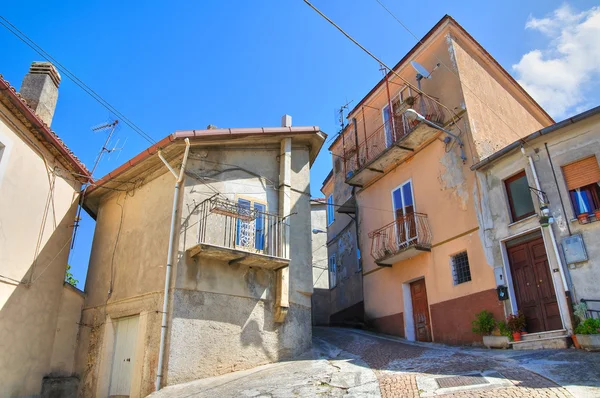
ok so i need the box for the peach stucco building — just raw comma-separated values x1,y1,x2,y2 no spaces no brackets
332,16,553,344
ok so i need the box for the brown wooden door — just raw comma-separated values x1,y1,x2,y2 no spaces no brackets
410,279,432,342
507,236,562,333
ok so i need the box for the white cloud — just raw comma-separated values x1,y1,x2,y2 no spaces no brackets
512,4,600,119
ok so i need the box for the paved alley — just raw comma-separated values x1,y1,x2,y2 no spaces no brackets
151,327,600,398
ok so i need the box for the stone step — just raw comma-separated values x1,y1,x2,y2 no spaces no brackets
521,329,567,342
510,335,569,350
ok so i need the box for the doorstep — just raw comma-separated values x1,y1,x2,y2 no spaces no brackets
510,330,570,350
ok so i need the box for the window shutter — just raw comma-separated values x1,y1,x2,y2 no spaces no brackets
562,156,600,190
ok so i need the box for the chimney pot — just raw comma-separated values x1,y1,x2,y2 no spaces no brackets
20,62,61,127
281,114,292,128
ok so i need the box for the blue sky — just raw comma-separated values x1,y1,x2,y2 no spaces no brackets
1,1,598,288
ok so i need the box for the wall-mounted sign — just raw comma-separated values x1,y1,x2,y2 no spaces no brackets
562,234,588,264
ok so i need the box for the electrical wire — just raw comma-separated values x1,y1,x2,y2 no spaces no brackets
0,16,157,146
302,0,463,127
372,0,533,146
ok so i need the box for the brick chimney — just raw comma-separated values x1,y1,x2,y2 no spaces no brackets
19,62,61,127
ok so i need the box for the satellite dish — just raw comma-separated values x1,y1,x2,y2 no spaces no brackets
410,61,431,79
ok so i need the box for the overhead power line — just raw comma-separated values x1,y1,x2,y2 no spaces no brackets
372,0,530,145
302,0,463,125
0,16,157,146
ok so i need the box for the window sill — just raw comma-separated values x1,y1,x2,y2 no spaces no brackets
507,214,538,228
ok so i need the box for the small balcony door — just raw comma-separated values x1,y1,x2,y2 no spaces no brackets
392,181,416,248
382,104,394,148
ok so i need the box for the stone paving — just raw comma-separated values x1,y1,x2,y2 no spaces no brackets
151,327,600,398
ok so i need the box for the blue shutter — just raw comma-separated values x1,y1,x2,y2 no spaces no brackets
254,203,265,251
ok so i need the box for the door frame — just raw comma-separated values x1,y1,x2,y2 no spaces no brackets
97,312,147,398
500,227,566,330
403,276,432,342
390,179,417,248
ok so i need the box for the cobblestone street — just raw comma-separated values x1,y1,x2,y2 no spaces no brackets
151,327,600,398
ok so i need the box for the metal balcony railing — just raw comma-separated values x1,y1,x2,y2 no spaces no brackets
368,212,432,264
343,94,444,177
196,197,289,259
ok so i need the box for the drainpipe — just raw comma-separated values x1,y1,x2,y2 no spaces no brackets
274,137,292,322
155,138,191,391
522,147,572,333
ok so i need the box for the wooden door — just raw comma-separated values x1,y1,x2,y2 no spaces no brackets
410,279,432,342
109,315,140,397
507,236,561,333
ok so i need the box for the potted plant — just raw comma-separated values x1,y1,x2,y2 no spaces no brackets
507,311,526,342
574,318,600,351
539,215,550,227
471,310,509,348
577,212,590,224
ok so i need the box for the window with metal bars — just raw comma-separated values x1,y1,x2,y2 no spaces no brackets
451,251,471,285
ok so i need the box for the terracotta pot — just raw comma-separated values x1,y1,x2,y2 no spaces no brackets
572,334,581,349
578,213,590,224
512,332,522,342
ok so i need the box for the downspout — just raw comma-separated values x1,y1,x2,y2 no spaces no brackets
155,138,191,391
274,137,292,322
522,147,572,333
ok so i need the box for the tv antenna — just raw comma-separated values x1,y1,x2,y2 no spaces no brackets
410,61,440,90
89,119,121,177
70,119,121,250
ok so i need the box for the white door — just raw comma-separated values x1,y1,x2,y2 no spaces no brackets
109,315,139,397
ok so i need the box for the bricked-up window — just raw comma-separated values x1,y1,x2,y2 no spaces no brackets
451,251,472,285
328,254,337,289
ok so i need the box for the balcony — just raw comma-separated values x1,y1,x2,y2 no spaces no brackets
186,197,289,270
344,95,445,187
368,213,432,266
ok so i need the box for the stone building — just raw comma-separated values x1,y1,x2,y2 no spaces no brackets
320,165,364,325
472,106,600,348
0,63,89,396
310,198,330,325
75,121,325,396
332,15,553,345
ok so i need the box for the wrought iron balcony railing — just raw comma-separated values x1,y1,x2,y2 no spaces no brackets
196,197,289,259
368,212,432,266
343,94,445,179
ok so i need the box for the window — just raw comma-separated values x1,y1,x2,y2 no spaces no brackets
327,195,335,226
236,198,266,251
562,156,600,216
328,254,337,289
504,171,535,222
451,251,472,285
392,180,416,245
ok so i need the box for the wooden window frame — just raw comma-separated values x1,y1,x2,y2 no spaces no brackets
504,170,536,222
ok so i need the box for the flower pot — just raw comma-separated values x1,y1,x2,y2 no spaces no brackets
483,335,510,349
594,210,600,219
512,332,522,342
572,334,581,349
578,213,590,224
575,334,600,351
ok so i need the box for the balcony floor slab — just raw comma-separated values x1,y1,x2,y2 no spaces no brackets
375,245,431,266
347,123,441,187
187,243,289,270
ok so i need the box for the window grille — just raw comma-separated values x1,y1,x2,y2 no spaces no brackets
451,251,471,285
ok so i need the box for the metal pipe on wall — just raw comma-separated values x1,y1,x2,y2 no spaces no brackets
155,138,191,391
523,148,572,333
